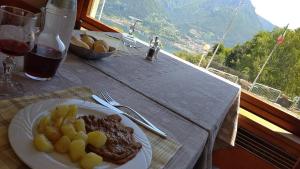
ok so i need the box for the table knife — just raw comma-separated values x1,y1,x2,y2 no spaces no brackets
92,95,167,138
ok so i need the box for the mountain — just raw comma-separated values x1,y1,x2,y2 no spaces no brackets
100,0,275,51
258,15,275,31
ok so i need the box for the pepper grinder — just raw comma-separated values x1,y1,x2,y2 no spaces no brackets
145,36,160,61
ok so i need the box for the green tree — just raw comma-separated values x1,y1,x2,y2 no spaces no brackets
175,28,300,98
225,28,300,97
174,51,203,65
207,44,231,64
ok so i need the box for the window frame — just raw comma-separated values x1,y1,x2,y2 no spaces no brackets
0,0,41,13
76,0,117,32
241,90,300,136
78,0,300,137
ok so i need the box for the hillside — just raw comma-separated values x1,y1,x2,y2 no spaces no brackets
100,0,275,51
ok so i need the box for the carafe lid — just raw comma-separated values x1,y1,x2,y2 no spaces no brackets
50,0,76,10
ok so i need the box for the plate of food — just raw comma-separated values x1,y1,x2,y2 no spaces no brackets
70,34,116,60
8,99,152,169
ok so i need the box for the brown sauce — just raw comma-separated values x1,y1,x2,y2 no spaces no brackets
79,114,142,164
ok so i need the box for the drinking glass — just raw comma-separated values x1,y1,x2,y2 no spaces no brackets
0,6,37,96
122,16,142,48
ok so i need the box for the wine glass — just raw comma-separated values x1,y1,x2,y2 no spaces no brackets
123,16,142,48
0,6,37,96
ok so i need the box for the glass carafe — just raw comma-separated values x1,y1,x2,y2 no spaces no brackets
24,10,65,81
45,0,77,59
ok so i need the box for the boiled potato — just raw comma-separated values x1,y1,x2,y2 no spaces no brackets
51,105,68,121
80,152,103,169
87,131,107,148
63,116,76,125
50,110,57,121
81,34,95,48
61,123,77,140
37,115,51,133
56,105,69,118
54,136,71,153
74,119,86,133
66,105,78,121
45,126,61,143
73,131,88,143
54,117,64,129
69,139,86,162
33,134,53,152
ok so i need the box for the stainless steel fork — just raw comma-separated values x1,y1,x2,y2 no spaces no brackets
100,91,163,133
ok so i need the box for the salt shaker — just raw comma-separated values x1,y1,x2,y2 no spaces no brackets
146,36,160,61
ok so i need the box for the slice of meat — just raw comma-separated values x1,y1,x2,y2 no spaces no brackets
80,114,142,165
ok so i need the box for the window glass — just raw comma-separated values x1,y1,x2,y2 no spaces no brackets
88,0,300,119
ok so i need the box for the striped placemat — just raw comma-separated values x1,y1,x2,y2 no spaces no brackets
0,87,181,169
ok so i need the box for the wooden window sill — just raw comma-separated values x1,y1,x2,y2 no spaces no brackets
239,110,300,158
241,90,300,137
240,108,300,145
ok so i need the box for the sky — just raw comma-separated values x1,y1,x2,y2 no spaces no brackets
250,0,300,29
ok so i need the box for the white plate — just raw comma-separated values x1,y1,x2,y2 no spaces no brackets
8,99,152,169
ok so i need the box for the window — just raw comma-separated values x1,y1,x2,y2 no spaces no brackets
78,0,300,137
85,0,211,55
76,0,117,32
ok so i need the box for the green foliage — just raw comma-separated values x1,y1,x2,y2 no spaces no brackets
225,28,300,97
174,51,203,65
143,13,180,41
206,44,231,64
175,28,300,98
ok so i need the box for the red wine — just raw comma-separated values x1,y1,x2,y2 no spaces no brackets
24,45,63,79
0,39,30,56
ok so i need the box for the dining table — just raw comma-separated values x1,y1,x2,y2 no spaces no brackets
0,30,241,169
